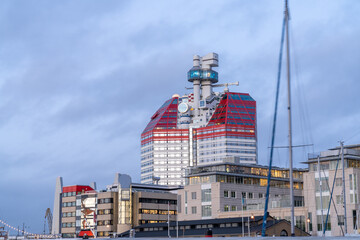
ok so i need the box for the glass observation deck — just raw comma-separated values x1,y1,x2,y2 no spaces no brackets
187,69,218,83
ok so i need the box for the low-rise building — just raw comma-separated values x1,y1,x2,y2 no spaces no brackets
57,174,182,238
304,144,360,236
177,159,308,232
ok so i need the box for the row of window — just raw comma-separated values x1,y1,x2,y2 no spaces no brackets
62,212,75,217
199,142,256,148
198,135,255,141
140,160,153,168
97,220,113,226
187,175,303,190
199,149,256,156
154,153,188,158
223,205,238,212
98,209,113,215
62,222,75,228
153,140,189,144
154,160,188,165
154,146,188,151
62,202,76,207
139,222,243,233
141,153,153,161
63,192,79,197
141,167,154,174
139,209,177,215
98,198,113,204
153,132,188,136
139,198,177,205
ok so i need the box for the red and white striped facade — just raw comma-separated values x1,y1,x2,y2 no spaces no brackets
141,92,257,185
141,54,257,185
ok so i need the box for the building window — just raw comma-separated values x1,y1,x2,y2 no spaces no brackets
98,198,113,204
191,192,197,200
316,196,330,210
201,189,211,202
224,205,229,212
259,193,263,198
224,190,229,198
353,210,357,229
295,216,305,231
185,191,188,204
338,215,344,226
62,202,76,207
191,206,197,214
231,191,236,198
335,178,342,186
336,195,343,204
185,207,187,214
242,192,246,199
317,215,331,231
248,192,253,199
231,205,237,211
98,209,113,215
202,205,211,217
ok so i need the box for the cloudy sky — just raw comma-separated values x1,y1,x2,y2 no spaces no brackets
0,0,359,233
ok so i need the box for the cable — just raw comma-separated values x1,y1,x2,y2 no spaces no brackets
261,7,286,236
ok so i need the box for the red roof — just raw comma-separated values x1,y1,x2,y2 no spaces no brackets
207,92,256,127
142,97,178,135
62,185,94,193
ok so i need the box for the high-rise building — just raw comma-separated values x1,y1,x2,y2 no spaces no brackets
141,53,257,185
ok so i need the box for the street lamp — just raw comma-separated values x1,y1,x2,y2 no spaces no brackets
306,218,311,235
248,214,255,237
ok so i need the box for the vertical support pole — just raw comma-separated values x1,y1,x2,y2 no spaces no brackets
341,141,348,235
285,0,295,236
247,217,250,237
318,156,324,234
176,204,179,238
242,197,244,237
168,201,171,238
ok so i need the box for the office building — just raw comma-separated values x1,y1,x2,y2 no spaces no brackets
304,144,360,236
57,174,181,238
176,158,308,232
141,53,257,185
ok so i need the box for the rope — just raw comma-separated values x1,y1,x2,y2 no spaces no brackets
323,156,341,235
0,219,56,238
261,5,287,236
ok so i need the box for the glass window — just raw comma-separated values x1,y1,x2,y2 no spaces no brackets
191,206,197,214
224,205,229,212
191,192,197,200
224,190,229,198
231,205,237,211
231,191,236,198
201,205,212,217
338,215,344,225
201,189,211,202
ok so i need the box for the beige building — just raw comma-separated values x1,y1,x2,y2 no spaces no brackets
304,144,360,236
177,160,308,232
58,174,182,238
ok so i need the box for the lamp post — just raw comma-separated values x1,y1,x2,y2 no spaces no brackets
307,218,311,235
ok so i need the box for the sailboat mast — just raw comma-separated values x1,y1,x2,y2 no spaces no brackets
285,0,295,236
